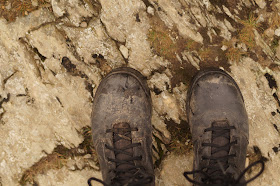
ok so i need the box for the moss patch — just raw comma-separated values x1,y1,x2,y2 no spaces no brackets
0,0,50,22
20,126,97,185
226,47,246,63
148,29,177,61
148,13,233,88
153,134,166,168
165,119,192,155
270,36,280,54
148,15,201,88
239,13,260,49
246,146,268,176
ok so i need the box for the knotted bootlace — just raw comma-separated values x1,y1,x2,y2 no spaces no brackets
184,160,264,185
183,120,265,185
88,123,153,186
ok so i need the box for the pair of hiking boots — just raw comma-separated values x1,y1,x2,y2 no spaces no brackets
88,67,264,186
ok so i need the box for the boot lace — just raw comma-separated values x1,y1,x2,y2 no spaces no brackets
183,160,264,185
88,125,153,186
183,120,265,185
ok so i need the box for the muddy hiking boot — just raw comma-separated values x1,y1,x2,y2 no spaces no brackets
88,67,154,186
185,68,264,186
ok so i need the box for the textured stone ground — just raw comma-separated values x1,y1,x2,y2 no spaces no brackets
0,0,280,185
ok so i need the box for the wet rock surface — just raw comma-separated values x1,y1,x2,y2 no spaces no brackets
0,0,280,185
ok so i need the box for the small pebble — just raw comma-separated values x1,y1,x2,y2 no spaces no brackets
5,2,11,10
221,45,228,51
119,45,129,59
215,57,219,61
147,6,155,15
275,28,280,37
264,28,274,38
32,0,38,7
80,22,88,28
83,154,91,159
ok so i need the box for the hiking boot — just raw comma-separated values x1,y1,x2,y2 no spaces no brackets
185,68,264,185
88,67,154,186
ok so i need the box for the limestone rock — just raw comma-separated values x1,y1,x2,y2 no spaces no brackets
148,72,171,92
264,28,275,38
147,6,155,15
152,91,181,124
36,167,102,186
119,45,129,59
276,43,280,60
51,0,96,26
60,19,125,69
275,28,280,37
255,0,267,9
80,21,88,28
99,0,146,42
231,58,280,185
157,153,193,186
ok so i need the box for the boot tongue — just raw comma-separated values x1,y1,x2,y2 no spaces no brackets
208,121,230,182
113,123,135,182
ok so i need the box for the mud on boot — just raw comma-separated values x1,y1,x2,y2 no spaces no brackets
185,68,264,186
88,67,154,186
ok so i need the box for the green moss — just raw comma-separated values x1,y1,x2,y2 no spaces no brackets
0,0,50,22
271,36,279,54
166,119,192,155
153,134,165,168
148,29,177,60
239,13,259,49
225,47,246,62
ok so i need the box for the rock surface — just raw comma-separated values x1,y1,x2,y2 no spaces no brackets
0,0,280,185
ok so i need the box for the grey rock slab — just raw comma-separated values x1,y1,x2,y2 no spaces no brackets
36,167,102,186
156,153,193,186
60,19,125,69
231,58,280,186
152,91,181,124
255,0,266,9
276,42,280,60
151,0,203,43
148,72,171,92
98,0,169,76
51,0,96,26
99,0,147,43
0,7,98,185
